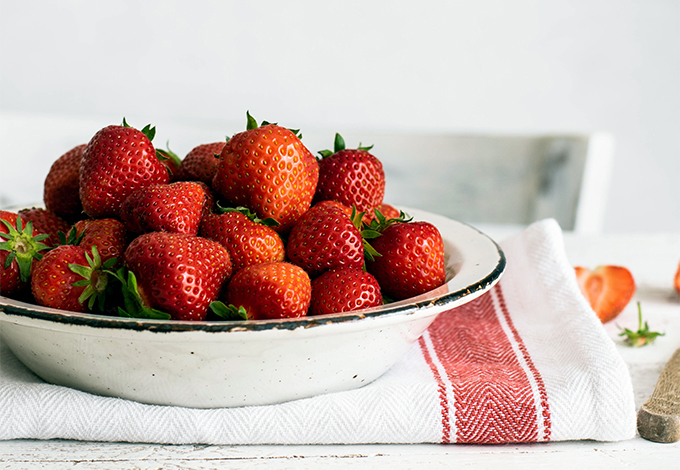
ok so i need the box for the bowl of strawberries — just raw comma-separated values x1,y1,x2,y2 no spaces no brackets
0,114,505,408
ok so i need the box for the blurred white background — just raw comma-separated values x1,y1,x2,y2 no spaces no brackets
0,0,678,233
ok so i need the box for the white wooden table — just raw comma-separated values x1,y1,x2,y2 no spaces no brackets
1,229,679,469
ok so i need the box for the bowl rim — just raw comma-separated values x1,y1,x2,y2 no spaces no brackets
0,209,506,333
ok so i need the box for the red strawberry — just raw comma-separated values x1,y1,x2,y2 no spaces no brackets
43,144,86,222
199,208,284,273
0,211,51,297
286,202,365,278
79,121,169,218
309,267,382,316
175,142,225,184
314,133,385,212
212,112,319,233
18,207,71,247
71,218,128,265
124,232,232,321
119,181,210,235
31,245,115,312
366,220,446,301
224,261,311,320
575,265,636,323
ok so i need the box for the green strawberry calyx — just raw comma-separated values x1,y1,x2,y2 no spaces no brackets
68,245,117,312
245,111,303,139
216,204,281,228
156,141,182,175
317,133,374,159
107,267,171,320
349,206,382,262
0,215,51,282
56,226,87,247
618,302,664,347
210,301,248,321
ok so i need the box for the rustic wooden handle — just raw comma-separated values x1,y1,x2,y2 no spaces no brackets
637,348,680,443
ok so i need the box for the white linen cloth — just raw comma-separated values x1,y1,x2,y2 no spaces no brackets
0,219,636,444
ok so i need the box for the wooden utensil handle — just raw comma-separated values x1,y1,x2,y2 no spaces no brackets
637,348,680,443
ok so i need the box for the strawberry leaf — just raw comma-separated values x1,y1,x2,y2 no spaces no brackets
108,267,172,320
216,204,280,227
210,301,248,321
334,133,346,153
156,142,182,174
140,124,156,142
246,111,259,130
67,246,113,312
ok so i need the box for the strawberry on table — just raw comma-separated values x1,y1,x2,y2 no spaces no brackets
221,261,311,320
366,214,446,301
199,207,284,273
18,207,71,247
212,112,319,233
79,120,169,219
175,142,225,184
314,133,385,212
31,245,115,312
574,265,636,323
124,232,232,321
286,202,366,278
43,143,86,222
309,267,382,316
119,181,211,235
0,212,51,297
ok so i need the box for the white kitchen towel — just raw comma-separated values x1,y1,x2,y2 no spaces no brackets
0,219,636,444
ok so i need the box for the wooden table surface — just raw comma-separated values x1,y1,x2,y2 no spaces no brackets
1,229,679,469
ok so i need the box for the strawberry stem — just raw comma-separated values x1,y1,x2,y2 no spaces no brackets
618,302,665,347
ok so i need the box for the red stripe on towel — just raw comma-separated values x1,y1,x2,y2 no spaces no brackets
418,335,451,443
425,287,545,444
494,285,552,441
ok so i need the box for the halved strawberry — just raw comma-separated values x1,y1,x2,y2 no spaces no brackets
309,267,382,316
222,261,311,320
43,144,86,222
574,265,636,323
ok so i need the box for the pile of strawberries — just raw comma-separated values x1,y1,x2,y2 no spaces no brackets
0,113,447,321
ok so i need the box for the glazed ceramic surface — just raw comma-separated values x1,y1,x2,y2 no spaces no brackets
0,207,505,408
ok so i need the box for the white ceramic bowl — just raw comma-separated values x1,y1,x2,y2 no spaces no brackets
0,207,505,408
